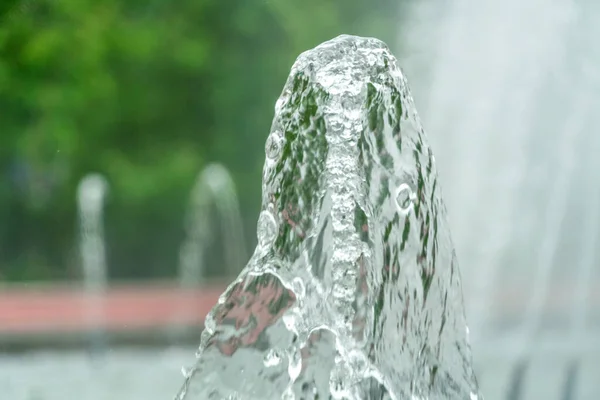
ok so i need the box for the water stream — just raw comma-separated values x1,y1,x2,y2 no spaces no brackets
76,173,109,353
176,35,480,400
399,0,600,397
178,163,247,286
172,163,246,340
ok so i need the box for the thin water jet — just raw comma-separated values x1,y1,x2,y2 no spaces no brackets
175,35,480,400
178,163,246,286
77,173,109,355
172,164,246,341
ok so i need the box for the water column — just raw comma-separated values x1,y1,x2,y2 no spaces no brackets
560,5,600,398
179,163,246,285
176,35,480,400
77,173,109,354
173,163,246,339
400,0,600,397
400,0,576,342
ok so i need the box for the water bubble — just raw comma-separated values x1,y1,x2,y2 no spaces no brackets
266,133,283,160
257,210,278,249
366,52,378,66
263,349,282,367
282,312,297,332
275,96,288,114
394,183,416,215
291,277,305,297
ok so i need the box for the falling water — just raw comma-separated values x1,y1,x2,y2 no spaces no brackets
176,35,480,400
400,0,578,344
178,163,246,286
571,118,600,338
77,173,109,354
519,85,592,351
399,0,600,397
567,3,600,344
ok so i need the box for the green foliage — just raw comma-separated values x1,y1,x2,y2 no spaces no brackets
0,0,401,281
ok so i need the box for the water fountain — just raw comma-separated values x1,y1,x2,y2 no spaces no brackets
178,163,247,287
400,0,578,343
76,173,109,354
399,0,600,397
172,163,246,340
175,35,480,399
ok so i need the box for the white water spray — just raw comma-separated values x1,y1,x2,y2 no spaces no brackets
77,173,109,353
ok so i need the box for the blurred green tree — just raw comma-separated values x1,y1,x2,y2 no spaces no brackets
0,0,401,282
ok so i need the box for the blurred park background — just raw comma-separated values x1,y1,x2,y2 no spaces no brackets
2,0,600,399
0,0,398,283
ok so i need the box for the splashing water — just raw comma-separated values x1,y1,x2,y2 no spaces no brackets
175,35,480,400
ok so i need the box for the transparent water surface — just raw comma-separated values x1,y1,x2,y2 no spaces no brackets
177,35,480,400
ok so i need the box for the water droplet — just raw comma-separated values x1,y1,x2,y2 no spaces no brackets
263,349,282,367
282,312,297,332
288,350,302,381
181,366,192,378
395,183,416,215
291,277,305,297
204,313,216,334
366,53,377,66
469,392,479,400
257,210,278,249
275,96,288,114
266,133,283,160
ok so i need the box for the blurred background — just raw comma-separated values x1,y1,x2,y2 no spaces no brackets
0,0,598,399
